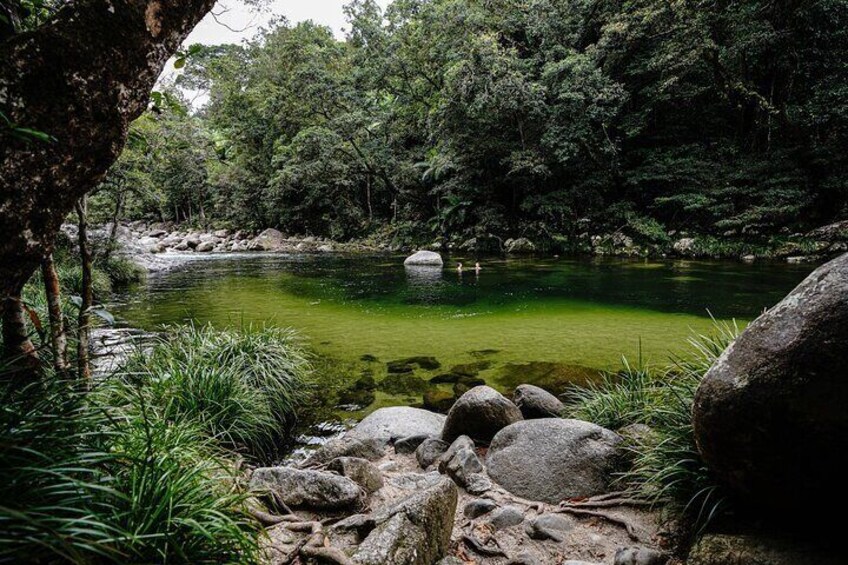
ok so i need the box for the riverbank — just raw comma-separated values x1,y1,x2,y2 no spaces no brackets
108,219,848,267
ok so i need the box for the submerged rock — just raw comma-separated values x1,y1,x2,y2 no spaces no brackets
442,386,523,444
404,250,444,266
386,356,441,373
486,419,622,503
350,406,446,446
513,384,565,418
249,467,364,510
353,476,457,565
378,372,429,395
693,253,848,510
423,388,456,413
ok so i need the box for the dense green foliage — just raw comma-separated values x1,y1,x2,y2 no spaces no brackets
567,321,740,529
0,323,310,562
103,0,847,246
0,376,261,563
116,323,311,457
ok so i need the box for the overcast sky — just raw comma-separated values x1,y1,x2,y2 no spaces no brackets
188,0,392,45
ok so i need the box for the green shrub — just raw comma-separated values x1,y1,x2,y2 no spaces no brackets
566,320,740,530
120,323,311,456
100,256,146,286
57,263,113,299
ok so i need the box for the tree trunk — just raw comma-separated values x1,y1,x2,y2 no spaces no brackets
41,253,69,374
0,0,217,367
76,197,93,382
103,190,125,262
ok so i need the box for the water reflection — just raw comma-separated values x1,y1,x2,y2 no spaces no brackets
404,265,444,304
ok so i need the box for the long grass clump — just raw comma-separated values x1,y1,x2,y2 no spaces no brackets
566,320,741,530
0,376,261,564
117,323,311,457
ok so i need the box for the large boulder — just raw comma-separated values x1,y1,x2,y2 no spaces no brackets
350,406,446,446
486,419,622,503
326,457,384,493
250,228,285,251
353,476,458,565
403,250,444,266
513,384,564,418
693,253,848,510
442,386,523,444
249,467,364,510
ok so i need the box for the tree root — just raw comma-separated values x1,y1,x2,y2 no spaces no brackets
462,534,507,558
555,507,644,542
278,519,356,564
248,507,302,526
560,498,652,509
300,545,356,565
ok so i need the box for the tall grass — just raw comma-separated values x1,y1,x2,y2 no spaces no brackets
566,320,741,531
117,323,312,457
0,376,261,564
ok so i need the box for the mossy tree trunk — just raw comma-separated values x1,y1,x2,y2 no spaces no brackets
0,0,217,368
41,253,68,374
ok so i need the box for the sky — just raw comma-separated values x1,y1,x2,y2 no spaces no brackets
187,0,392,45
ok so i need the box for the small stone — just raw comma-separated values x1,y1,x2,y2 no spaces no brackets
439,441,484,489
327,457,384,493
394,434,431,455
416,437,449,468
487,505,524,530
465,472,492,495
463,498,497,519
526,513,574,542
436,558,464,565
614,547,668,565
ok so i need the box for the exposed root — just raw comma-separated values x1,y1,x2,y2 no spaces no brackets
248,507,302,526
560,498,652,509
300,545,356,565
462,534,508,558
555,507,644,542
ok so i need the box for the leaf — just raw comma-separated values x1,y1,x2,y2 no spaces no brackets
174,57,186,69
91,308,116,326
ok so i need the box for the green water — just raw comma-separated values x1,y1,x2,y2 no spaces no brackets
115,254,813,412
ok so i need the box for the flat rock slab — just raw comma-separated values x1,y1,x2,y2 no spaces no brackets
486,418,622,503
350,406,446,446
249,467,364,510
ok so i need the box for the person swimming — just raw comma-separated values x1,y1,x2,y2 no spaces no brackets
474,262,482,273
457,262,464,272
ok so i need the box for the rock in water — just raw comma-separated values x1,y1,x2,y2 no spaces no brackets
486,419,622,503
350,406,446,446
249,467,364,510
442,386,523,443
513,384,565,418
354,476,458,565
693,253,848,510
403,250,444,266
